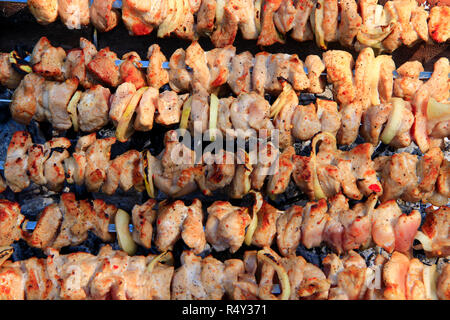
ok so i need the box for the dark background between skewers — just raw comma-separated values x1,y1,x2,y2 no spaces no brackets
0,3,448,268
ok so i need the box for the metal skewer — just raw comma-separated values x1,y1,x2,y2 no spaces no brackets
23,220,127,233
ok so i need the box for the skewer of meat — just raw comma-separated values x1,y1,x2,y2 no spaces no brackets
0,36,442,93
0,242,448,300
4,0,449,51
2,39,449,152
1,186,448,258
2,127,448,205
322,249,449,300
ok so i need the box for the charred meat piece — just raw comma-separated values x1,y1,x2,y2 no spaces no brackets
146,44,169,89
31,37,66,80
428,5,450,43
172,251,225,300
9,73,44,124
58,0,90,29
0,201,24,247
84,137,116,192
4,132,33,193
206,201,250,253
119,52,147,89
90,0,120,32
131,199,157,249
28,0,58,25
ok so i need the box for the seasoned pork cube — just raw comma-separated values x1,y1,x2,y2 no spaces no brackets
58,0,90,29
146,44,169,89
0,53,23,89
4,132,32,192
77,85,111,132
28,0,58,24
90,0,120,32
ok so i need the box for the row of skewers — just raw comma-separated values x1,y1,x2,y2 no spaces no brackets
0,191,448,300
0,9,448,300
1,37,449,154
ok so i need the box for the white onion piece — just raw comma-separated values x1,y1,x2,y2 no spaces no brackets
115,209,137,256
245,191,263,246
311,132,337,200
254,0,263,34
423,264,439,300
67,90,81,132
215,0,226,25
116,87,148,142
257,248,291,300
147,251,172,273
0,246,13,267
427,97,450,121
369,57,383,106
157,0,180,38
142,150,156,198
311,0,326,49
270,82,296,118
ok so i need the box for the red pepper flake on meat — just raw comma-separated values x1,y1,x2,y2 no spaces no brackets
368,184,381,193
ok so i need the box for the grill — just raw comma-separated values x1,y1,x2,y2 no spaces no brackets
0,0,448,284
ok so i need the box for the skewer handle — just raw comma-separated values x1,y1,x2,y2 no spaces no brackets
23,220,130,233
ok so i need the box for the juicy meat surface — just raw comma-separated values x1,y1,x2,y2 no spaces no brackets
206,201,250,253
77,85,111,132
4,132,33,193
58,0,90,29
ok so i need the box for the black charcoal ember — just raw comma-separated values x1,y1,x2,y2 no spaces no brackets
296,245,333,267
293,140,311,156
0,119,26,163
0,6,448,272
11,240,46,262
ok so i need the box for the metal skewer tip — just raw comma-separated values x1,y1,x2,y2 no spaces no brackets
24,220,130,233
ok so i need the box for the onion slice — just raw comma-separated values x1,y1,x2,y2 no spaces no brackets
230,150,253,199
141,150,156,198
245,191,263,246
215,0,226,26
414,231,433,252
310,132,337,200
362,194,378,249
209,93,219,141
257,248,291,300
116,87,148,143
427,97,450,121
0,246,13,267
115,209,137,256
147,251,173,273
157,0,180,38
180,96,192,130
380,97,405,145
242,152,253,196
67,90,82,132
310,0,326,50
254,0,263,34
270,82,295,118
423,264,439,300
